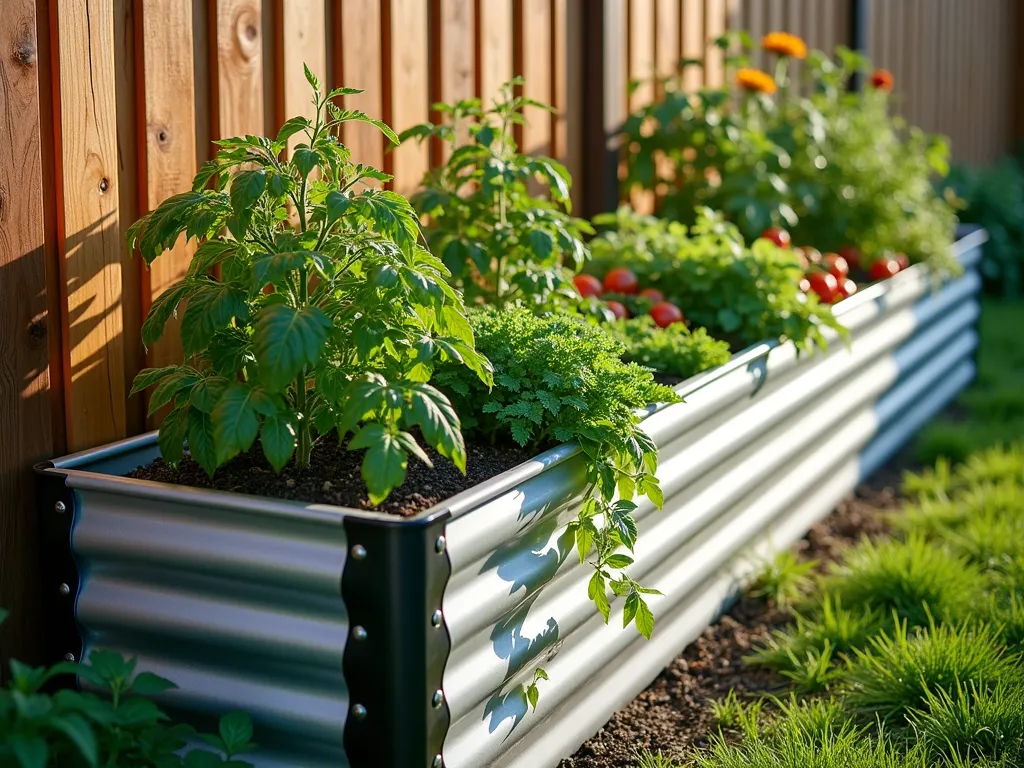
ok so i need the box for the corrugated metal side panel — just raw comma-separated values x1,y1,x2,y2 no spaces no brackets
71,490,350,765
442,253,981,766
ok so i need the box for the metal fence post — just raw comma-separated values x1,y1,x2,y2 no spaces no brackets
848,0,871,91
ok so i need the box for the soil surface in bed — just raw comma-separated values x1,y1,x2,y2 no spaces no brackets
558,463,905,767
128,435,533,516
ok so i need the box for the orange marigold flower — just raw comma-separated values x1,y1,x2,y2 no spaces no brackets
761,31,808,59
869,69,895,92
736,68,777,95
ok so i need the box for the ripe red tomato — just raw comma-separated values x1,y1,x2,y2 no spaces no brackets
605,300,629,320
639,287,665,303
838,278,857,299
868,258,900,281
574,273,603,298
823,253,849,281
649,301,685,328
807,271,839,303
838,245,861,270
761,227,791,249
603,267,639,295
894,253,910,271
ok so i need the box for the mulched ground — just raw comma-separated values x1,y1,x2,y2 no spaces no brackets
559,466,907,768
128,435,532,517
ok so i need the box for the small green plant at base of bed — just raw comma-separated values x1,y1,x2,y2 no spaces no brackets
126,68,492,504
750,550,818,608
709,689,762,737
777,639,843,694
842,617,1014,722
608,316,732,380
0,612,255,767
588,207,843,352
400,79,593,309
435,307,679,638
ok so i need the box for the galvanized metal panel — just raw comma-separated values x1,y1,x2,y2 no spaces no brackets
441,238,984,767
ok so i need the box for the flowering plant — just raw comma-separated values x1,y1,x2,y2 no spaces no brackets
622,33,958,272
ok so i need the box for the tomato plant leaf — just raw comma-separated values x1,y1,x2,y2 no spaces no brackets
252,304,331,393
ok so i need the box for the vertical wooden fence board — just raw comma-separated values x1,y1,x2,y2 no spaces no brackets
655,0,681,90
337,0,385,178
114,0,143,436
213,0,264,140
0,0,53,672
745,0,765,69
433,0,476,160
140,1,198,412
553,0,584,212
628,0,656,212
704,0,727,87
386,0,429,193
478,0,514,102
681,0,704,91
54,0,126,451
278,0,326,155
516,0,554,156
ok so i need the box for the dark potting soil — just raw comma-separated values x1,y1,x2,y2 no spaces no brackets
127,435,533,517
558,473,903,767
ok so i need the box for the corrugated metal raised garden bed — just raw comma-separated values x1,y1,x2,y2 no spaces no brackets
37,229,985,768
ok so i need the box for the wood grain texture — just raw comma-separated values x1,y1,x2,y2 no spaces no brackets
0,0,52,673
434,0,475,159
278,0,326,156
553,0,583,211
478,0,513,102
54,0,126,451
141,0,198,408
213,0,264,139
629,0,656,213
655,0,680,91
680,0,704,91
337,0,385,178
385,0,429,194
516,0,553,156
703,0,726,87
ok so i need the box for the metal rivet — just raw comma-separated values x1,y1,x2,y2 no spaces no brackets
54,501,66,514
58,583,70,596
434,536,446,554
431,609,443,627
351,544,367,560
432,690,444,708
350,703,367,720
352,625,367,641
64,653,75,662
432,755,443,768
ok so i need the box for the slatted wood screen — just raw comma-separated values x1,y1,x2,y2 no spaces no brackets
0,0,1021,670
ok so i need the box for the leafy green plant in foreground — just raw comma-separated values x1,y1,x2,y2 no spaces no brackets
402,79,592,309
608,316,732,380
0,611,255,767
436,307,678,637
127,68,491,503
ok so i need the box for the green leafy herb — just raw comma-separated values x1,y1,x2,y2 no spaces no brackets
127,73,491,504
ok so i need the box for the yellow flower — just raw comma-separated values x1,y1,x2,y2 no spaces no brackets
736,68,777,95
762,31,808,59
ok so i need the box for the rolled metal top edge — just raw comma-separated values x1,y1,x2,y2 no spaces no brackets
42,230,983,525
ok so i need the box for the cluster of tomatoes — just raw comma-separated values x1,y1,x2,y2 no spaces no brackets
761,227,909,305
573,269,686,328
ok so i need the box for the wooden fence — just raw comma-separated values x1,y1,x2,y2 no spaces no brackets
0,0,1020,669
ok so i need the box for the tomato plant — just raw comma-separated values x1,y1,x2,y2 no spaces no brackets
400,79,592,309
127,70,492,504
823,253,849,280
807,271,839,303
639,287,665,303
838,278,857,298
605,300,629,320
761,227,792,248
869,258,901,280
839,244,862,269
649,301,685,328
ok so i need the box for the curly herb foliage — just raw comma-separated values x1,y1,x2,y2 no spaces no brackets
609,316,731,380
126,68,492,504
623,37,957,271
399,79,593,308
0,609,256,768
589,207,842,351
434,307,679,637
